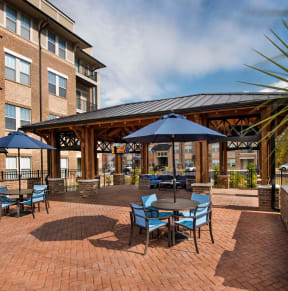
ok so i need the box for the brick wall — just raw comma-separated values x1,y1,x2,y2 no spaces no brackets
78,179,99,197
191,183,213,196
280,186,288,231
217,175,229,189
113,174,125,185
258,185,280,211
139,176,151,190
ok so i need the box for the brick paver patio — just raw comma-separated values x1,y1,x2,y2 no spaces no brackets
0,185,288,290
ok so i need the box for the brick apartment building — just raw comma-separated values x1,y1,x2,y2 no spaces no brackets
0,0,105,176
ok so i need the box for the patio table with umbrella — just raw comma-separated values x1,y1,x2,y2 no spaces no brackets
0,131,55,194
123,113,226,202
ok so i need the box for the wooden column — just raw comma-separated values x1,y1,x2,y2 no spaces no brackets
201,141,209,182
49,131,61,178
196,141,201,183
261,107,271,185
115,154,122,174
219,142,227,175
141,143,149,174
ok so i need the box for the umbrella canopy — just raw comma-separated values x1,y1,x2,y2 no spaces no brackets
0,131,55,149
123,113,226,202
123,113,225,143
0,131,55,192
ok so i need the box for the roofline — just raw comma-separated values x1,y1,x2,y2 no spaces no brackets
80,49,106,69
44,0,75,23
22,0,92,48
21,92,287,131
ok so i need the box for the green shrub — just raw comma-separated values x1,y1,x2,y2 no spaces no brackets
247,163,257,188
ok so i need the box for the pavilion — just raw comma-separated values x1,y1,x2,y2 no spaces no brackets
22,92,287,205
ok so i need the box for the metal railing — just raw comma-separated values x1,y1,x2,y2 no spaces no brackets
76,97,97,113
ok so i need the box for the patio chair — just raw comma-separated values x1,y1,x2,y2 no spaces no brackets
129,203,171,255
0,186,17,220
141,194,173,218
19,185,48,218
173,199,214,253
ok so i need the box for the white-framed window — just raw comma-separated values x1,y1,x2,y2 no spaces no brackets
212,159,219,168
61,158,68,178
48,31,56,53
20,13,30,40
58,38,66,59
5,104,31,130
6,156,31,179
49,114,59,120
212,143,219,153
175,160,180,168
185,145,192,153
185,159,193,167
174,145,179,153
47,31,66,60
5,5,31,40
48,69,68,98
228,159,236,168
6,6,17,33
5,51,31,86
76,89,89,112
5,53,16,81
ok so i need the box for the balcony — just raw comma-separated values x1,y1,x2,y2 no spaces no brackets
76,97,97,113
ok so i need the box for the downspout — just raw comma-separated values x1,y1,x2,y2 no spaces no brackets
38,20,49,181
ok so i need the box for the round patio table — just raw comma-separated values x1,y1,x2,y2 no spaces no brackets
151,198,199,245
0,189,33,201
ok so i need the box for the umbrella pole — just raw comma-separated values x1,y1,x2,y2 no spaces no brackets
18,148,21,192
172,137,176,203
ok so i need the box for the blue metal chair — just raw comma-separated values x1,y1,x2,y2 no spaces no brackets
129,203,171,255
181,193,210,216
19,185,48,218
141,194,173,218
173,198,214,253
0,186,17,220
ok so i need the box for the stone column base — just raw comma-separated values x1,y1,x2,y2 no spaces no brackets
217,175,229,189
258,185,280,211
113,174,125,185
47,178,64,194
280,186,288,231
78,179,99,197
27,178,42,189
186,178,196,191
191,183,213,198
139,176,151,190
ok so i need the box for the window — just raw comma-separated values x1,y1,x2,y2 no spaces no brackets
175,160,180,168
5,104,30,130
48,31,56,53
5,53,16,81
228,159,236,168
5,52,31,85
48,72,56,94
212,143,219,153
174,145,179,153
185,159,193,167
5,104,16,130
157,151,168,157
59,76,66,97
212,159,219,168
6,6,17,33
185,145,192,153
61,158,68,178
20,108,31,126
49,114,59,120
76,89,89,112
58,38,66,59
20,60,30,86
20,14,30,40
48,70,68,98
6,156,31,179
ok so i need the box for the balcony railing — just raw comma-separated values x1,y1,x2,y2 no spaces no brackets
77,65,97,81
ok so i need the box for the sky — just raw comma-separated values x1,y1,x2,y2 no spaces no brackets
51,0,288,108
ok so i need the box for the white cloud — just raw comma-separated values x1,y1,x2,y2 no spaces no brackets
52,0,282,107
259,80,288,92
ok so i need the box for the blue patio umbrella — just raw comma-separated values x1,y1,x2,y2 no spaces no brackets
123,113,226,202
0,131,55,191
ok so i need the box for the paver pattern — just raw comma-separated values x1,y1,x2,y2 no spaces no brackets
0,185,287,290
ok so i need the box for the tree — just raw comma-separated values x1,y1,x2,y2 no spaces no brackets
276,129,288,166
241,19,288,140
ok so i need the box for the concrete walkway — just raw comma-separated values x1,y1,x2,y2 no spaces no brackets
0,185,287,290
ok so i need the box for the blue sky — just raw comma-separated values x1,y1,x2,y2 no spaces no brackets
52,0,288,107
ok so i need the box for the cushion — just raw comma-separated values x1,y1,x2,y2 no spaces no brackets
149,219,168,231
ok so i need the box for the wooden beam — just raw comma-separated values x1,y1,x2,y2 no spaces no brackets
141,143,149,174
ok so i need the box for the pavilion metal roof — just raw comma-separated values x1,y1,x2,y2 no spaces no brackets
22,92,285,131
